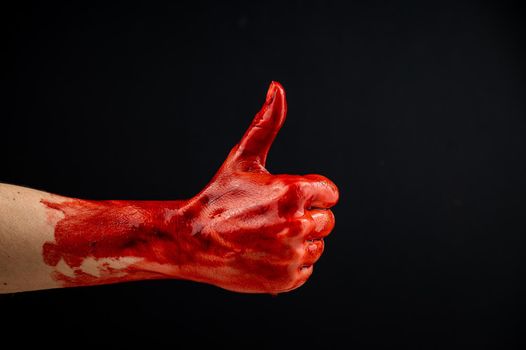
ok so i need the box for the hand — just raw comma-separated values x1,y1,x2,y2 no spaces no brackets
161,81,339,293
40,82,338,294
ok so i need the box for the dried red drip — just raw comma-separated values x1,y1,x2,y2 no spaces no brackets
41,82,339,293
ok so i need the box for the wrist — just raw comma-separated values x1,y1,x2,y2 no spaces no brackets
41,197,193,287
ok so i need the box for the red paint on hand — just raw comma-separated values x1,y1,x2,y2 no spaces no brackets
42,82,339,293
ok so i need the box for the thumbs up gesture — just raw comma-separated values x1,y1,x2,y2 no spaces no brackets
173,82,339,293
40,82,338,294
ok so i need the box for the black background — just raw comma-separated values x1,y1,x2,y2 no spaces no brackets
2,1,525,347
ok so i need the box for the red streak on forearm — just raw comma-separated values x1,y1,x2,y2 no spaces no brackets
41,199,184,285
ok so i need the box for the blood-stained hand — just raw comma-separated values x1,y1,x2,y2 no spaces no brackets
41,82,339,294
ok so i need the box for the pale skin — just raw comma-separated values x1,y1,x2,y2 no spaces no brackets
0,183,69,292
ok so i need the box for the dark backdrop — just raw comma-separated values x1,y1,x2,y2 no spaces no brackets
3,1,525,347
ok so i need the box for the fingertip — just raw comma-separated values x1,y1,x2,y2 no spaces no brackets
264,81,286,124
303,239,325,265
267,81,285,103
304,174,340,208
233,81,288,168
309,209,335,239
326,179,340,206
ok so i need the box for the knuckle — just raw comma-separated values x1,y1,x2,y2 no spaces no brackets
277,187,304,217
304,173,330,182
308,174,337,189
270,239,301,261
283,181,303,196
292,243,305,261
292,216,315,236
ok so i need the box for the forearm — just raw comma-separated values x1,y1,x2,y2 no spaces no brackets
0,183,66,292
0,183,189,293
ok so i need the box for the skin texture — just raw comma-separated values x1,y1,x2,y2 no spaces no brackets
1,82,338,294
